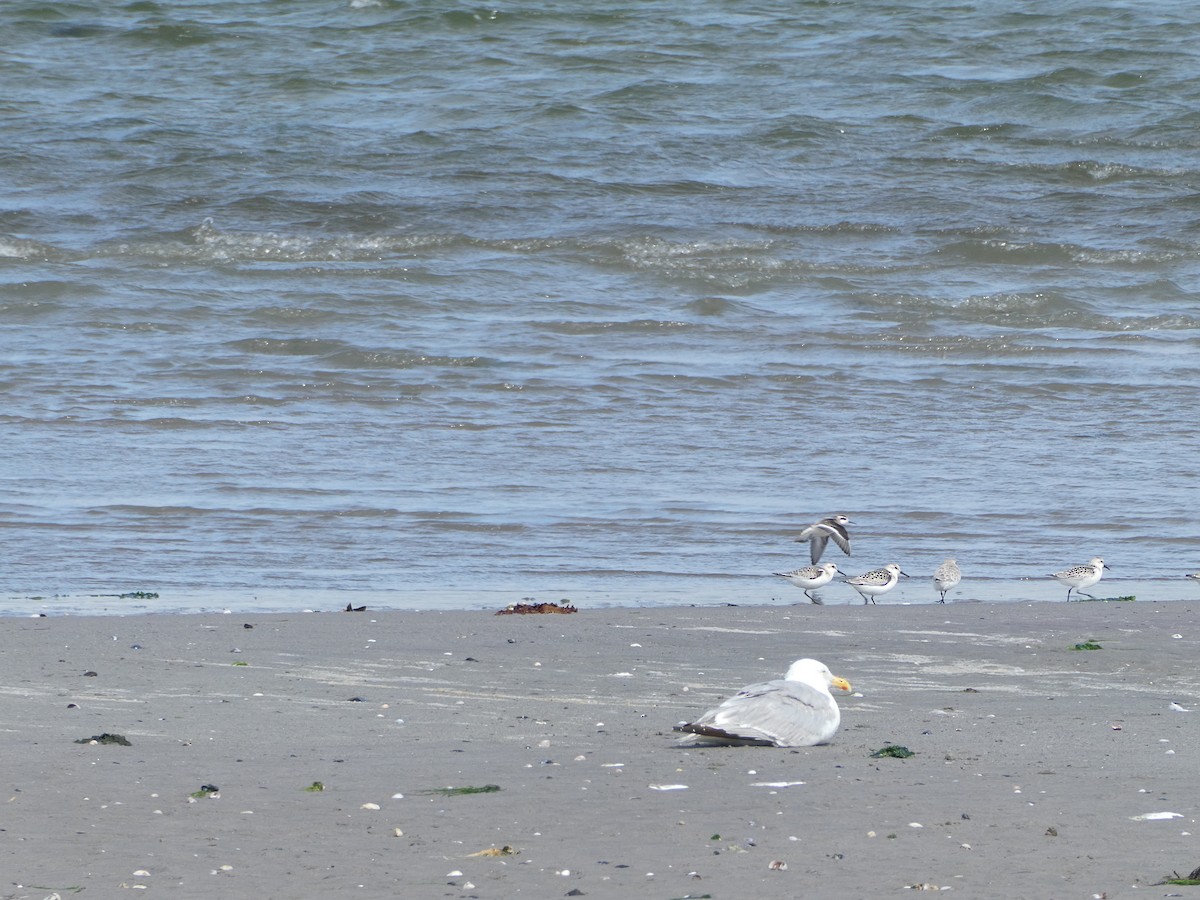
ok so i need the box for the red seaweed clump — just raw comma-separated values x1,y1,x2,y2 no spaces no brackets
496,600,577,615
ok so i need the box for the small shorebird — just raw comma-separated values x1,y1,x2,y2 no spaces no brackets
1187,573,1200,583
773,562,840,604
845,563,908,604
674,658,852,748
1049,557,1109,601
933,558,961,603
793,515,853,565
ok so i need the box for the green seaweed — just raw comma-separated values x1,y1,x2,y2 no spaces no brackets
75,732,131,746
190,784,220,799
1077,595,1135,602
304,781,325,792
1070,641,1103,651
870,744,915,759
1158,865,1200,885
232,660,248,666
426,784,501,796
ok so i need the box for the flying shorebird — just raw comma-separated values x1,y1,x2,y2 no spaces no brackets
933,558,961,603
674,658,852,748
1048,557,1109,601
773,562,840,604
793,515,853,565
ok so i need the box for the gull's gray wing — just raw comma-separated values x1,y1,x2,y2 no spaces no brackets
675,679,839,748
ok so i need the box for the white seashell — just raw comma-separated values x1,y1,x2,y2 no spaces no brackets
361,802,380,810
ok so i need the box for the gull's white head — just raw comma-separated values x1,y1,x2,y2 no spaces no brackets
784,658,852,693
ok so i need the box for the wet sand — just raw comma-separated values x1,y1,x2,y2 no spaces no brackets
2,599,1198,899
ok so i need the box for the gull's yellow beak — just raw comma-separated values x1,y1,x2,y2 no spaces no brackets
831,676,852,692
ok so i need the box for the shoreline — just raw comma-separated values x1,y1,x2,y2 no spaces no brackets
3,601,1198,898
4,573,1200,618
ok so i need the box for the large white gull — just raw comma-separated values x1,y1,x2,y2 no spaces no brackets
674,658,851,748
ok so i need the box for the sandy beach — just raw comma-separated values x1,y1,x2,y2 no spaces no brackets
3,599,1199,899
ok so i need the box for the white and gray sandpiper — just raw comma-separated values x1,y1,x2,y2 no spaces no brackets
1049,557,1109,601
933,557,961,603
773,562,840,604
674,658,852,748
845,563,909,604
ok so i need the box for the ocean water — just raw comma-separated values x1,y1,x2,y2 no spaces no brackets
4,0,1200,615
